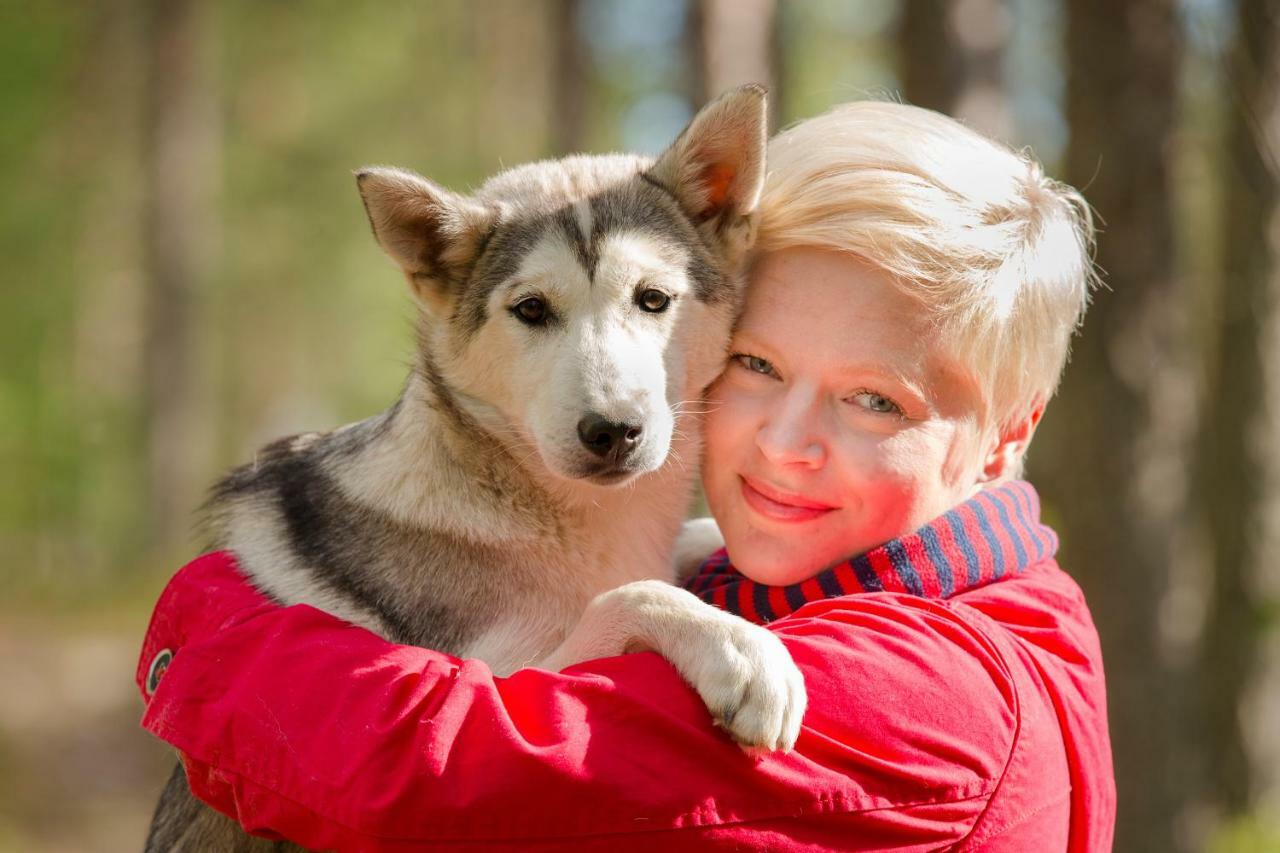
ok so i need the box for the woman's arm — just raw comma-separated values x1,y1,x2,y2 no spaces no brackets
138,552,1018,851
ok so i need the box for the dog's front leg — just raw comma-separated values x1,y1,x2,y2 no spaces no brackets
540,580,806,753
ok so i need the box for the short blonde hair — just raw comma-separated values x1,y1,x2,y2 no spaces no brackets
756,100,1096,432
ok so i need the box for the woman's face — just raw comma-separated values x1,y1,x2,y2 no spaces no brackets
702,248,992,586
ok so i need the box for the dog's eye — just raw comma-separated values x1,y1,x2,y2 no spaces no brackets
638,289,671,313
513,296,548,325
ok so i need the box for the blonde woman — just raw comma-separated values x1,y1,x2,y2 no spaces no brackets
137,102,1115,851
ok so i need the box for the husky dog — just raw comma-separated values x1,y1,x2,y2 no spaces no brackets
145,85,804,852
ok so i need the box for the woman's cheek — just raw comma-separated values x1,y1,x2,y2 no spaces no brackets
703,381,763,488
872,425,966,524
836,419,910,476
712,375,776,431
879,428,934,474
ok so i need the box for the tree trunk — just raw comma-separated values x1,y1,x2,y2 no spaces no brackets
898,0,961,113
1030,1,1191,850
549,0,589,155
691,0,778,120
1200,0,1280,825
898,0,1012,141
459,1,557,164
1029,1,1187,845
142,0,219,556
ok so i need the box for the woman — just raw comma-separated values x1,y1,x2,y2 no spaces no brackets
137,101,1115,851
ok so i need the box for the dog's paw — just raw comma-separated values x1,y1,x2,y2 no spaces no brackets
686,617,807,753
555,580,806,753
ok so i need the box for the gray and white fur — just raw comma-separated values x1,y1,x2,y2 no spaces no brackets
144,85,804,852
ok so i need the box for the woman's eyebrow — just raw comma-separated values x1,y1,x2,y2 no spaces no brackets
837,360,923,386
835,361,938,404
730,329,776,354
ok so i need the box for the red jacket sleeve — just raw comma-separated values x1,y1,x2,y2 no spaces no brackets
138,553,1019,852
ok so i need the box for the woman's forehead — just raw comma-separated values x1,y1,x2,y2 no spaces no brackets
741,247,985,414
742,248,933,349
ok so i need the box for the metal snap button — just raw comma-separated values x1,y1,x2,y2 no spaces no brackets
146,648,174,696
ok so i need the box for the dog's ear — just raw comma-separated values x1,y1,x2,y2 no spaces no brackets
356,167,496,313
647,84,767,263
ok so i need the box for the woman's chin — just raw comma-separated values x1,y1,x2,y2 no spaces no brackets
729,544,827,587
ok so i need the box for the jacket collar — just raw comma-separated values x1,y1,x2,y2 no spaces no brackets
685,480,1058,624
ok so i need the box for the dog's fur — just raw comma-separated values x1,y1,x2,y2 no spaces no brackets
144,86,804,852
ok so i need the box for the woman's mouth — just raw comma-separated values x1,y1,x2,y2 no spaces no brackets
740,475,837,523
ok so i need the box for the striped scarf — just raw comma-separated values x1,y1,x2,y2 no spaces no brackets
684,480,1058,625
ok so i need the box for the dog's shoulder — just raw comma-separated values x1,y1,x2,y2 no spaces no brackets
208,408,392,502
210,432,307,500
198,412,382,552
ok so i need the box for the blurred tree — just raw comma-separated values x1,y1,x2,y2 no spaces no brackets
0,0,152,585
67,0,149,578
1030,0,1193,850
898,0,962,112
472,2,556,164
897,0,1012,141
1200,0,1280,827
551,0,590,154
142,0,219,555
689,0,778,122
947,0,1012,139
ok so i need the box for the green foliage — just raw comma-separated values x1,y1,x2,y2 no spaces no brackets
779,0,901,124
0,2,103,579
1211,813,1280,853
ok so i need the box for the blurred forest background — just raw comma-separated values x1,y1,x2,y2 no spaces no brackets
1,0,1277,850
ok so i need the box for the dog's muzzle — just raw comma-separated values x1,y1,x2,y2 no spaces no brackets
577,413,643,468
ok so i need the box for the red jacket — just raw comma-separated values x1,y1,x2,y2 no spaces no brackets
137,481,1115,851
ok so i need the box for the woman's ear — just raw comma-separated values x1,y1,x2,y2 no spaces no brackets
981,401,1045,482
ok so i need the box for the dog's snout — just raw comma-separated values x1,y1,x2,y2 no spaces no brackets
577,413,643,461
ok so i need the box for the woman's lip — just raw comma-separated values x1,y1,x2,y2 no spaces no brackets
740,476,837,522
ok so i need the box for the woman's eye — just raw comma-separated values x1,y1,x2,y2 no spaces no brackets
513,296,548,325
734,354,776,376
638,289,671,313
852,391,902,415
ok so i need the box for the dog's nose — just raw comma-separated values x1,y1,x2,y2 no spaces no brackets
577,413,643,460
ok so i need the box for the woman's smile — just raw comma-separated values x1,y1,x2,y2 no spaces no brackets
739,475,838,523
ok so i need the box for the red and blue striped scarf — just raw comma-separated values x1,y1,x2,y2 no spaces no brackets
684,480,1058,625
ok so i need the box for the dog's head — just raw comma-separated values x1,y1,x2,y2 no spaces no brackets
357,85,767,487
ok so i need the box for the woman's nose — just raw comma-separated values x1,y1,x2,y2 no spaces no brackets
755,386,825,468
